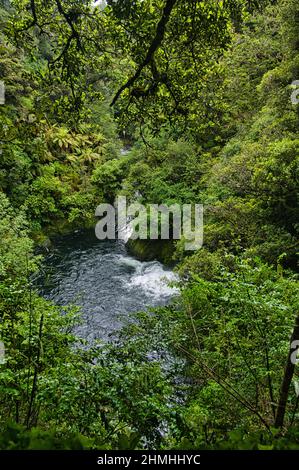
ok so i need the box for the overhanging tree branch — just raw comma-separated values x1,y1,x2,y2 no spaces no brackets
29,0,38,27
55,0,82,52
17,0,43,32
110,0,178,107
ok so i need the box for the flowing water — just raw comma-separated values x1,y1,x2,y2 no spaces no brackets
36,229,179,342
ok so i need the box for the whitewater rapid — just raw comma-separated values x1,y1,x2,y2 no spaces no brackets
36,230,179,341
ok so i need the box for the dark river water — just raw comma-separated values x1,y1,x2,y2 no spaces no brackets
36,230,179,342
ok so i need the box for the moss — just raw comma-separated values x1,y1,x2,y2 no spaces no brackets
31,231,52,250
46,217,95,237
126,239,176,266
32,217,96,249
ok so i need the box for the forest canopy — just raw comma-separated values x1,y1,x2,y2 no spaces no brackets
0,0,299,452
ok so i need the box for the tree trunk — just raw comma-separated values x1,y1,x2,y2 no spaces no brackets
275,315,299,428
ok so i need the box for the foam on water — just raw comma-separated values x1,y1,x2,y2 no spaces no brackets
36,231,179,341
113,254,179,298
125,260,179,299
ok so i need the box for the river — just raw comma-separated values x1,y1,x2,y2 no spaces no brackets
36,229,179,342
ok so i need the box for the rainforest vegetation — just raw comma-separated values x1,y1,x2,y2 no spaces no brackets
0,0,299,450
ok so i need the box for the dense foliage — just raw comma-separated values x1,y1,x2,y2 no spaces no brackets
0,0,299,450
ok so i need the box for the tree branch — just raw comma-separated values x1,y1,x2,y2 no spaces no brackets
29,0,38,26
55,0,82,51
110,0,178,107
